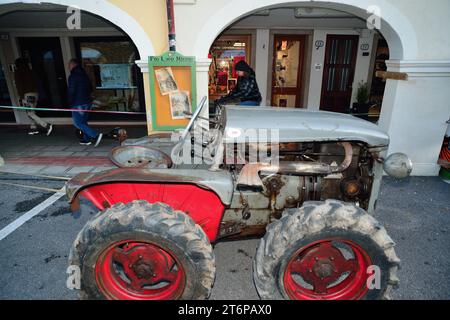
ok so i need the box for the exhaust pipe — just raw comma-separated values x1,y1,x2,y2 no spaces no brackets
237,142,353,189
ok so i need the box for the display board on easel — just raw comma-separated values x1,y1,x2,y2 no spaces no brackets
148,51,197,131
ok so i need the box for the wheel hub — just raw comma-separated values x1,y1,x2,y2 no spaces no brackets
132,260,155,279
95,240,186,300
284,238,372,300
313,260,335,279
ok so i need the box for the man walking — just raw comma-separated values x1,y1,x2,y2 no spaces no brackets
14,58,53,136
68,58,102,147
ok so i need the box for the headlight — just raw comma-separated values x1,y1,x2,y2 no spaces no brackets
383,153,413,179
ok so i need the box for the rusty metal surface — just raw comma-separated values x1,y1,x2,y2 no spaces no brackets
236,142,353,189
218,221,266,240
109,145,173,169
66,168,234,205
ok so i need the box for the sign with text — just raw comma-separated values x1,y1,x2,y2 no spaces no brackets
148,52,197,131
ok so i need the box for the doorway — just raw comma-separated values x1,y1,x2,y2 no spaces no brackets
18,37,68,117
271,35,306,108
320,35,358,113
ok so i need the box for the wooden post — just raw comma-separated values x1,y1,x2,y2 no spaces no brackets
375,71,408,81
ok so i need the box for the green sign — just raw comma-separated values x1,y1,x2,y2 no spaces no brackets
148,51,197,131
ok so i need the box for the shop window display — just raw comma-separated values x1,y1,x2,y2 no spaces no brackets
75,37,145,116
208,35,251,102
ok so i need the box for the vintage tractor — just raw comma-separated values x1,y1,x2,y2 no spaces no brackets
66,97,412,300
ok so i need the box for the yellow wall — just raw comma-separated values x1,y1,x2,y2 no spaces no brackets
108,0,169,133
108,0,168,55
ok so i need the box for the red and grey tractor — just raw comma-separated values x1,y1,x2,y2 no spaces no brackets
66,98,412,300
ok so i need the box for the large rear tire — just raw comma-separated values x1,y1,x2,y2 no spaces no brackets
69,201,215,300
253,200,400,300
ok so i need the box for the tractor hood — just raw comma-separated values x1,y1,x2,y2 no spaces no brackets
223,106,389,147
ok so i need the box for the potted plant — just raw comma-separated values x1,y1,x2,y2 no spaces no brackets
352,81,371,120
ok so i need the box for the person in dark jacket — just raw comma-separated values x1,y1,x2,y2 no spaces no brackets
68,58,102,147
215,61,262,107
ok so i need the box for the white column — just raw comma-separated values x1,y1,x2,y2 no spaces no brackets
306,30,327,110
60,37,76,79
255,29,270,105
196,58,212,119
135,59,153,133
379,60,450,176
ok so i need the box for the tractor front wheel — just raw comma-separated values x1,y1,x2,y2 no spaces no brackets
69,201,215,300
253,200,400,300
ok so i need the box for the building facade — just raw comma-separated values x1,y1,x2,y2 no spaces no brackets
0,0,449,176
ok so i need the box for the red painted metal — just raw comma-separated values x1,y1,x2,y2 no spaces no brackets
283,238,372,300
80,183,225,241
95,240,185,300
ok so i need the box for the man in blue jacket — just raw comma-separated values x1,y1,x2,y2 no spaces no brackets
68,58,102,147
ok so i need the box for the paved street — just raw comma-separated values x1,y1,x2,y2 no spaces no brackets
0,174,448,300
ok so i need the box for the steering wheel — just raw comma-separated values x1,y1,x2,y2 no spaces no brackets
171,96,208,164
180,96,207,141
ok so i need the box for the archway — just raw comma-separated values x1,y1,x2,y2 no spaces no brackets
0,1,155,123
205,4,405,123
0,0,155,58
192,0,419,129
194,0,417,60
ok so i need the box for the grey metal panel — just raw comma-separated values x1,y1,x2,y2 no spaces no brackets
150,169,234,205
223,106,390,147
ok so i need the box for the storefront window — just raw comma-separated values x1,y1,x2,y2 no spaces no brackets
75,37,144,117
208,35,251,101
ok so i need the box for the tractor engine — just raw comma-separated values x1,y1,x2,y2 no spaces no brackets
219,141,375,239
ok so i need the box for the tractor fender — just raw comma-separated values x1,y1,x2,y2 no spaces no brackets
66,168,234,241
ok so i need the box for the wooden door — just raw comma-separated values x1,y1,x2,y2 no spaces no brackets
320,35,358,113
271,35,306,108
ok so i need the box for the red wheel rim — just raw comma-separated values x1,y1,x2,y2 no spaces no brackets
283,238,372,300
95,240,186,300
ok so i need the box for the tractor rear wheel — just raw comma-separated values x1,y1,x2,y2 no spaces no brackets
69,201,215,300
253,200,400,300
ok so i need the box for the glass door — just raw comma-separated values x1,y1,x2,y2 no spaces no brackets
19,37,68,117
271,35,306,108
